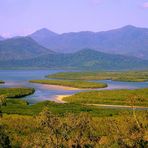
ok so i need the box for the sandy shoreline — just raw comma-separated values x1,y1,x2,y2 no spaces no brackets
36,83,80,90
55,95,148,109
31,83,106,91
55,95,71,103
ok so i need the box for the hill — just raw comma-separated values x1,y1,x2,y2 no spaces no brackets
29,25,148,59
1,49,148,70
0,37,54,61
29,28,59,47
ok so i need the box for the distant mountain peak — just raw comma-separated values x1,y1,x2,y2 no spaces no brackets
31,28,58,36
122,25,136,29
77,48,97,53
0,36,54,61
120,25,148,31
29,28,58,44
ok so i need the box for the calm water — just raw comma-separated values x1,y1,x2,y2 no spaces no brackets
0,70,148,104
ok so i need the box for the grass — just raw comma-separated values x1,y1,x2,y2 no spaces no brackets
1,86,148,147
2,99,128,117
0,87,35,98
29,79,107,89
47,71,148,82
2,110,148,148
0,87,124,117
63,88,148,107
6,99,29,106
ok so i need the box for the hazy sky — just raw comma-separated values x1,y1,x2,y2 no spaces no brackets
0,0,148,37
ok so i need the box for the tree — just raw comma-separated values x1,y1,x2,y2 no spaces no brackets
36,108,99,148
0,95,11,148
37,107,64,147
0,125,11,148
106,95,148,147
67,113,98,148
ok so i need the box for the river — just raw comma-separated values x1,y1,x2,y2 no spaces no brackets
0,70,148,104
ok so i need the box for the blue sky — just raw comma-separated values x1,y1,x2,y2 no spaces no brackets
0,0,148,37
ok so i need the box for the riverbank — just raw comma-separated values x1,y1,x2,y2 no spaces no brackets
55,95,71,103
40,83,80,90
56,88,148,108
55,94,148,110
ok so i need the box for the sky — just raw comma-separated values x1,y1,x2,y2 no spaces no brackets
0,0,148,37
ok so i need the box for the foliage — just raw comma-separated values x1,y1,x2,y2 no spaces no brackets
2,99,123,117
106,112,148,147
0,95,7,117
1,110,148,147
35,108,98,147
48,70,148,82
30,79,107,89
0,95,6,106
0,125,11,148
1,86,148,147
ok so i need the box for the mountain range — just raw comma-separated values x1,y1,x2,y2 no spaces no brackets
0,25,148,70
29,25,148,60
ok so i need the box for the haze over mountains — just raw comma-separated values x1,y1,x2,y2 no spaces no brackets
0,25,148,70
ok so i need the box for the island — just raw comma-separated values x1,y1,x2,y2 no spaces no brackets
29,79,108,89
47,71,148,82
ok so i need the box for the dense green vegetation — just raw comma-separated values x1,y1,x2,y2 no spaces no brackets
0,87,122,117
63,88,148,107
0,88,35,98
1,109,148,147
48,70,148,82
2,99,124,116
1,86,148,147
30,79,107,89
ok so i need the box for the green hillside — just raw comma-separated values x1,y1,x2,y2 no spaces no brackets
0,37,54,61
1,49,147,70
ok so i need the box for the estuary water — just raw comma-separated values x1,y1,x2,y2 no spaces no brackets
0,70,148,104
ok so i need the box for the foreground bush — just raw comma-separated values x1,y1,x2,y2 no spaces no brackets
1,109,148,147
